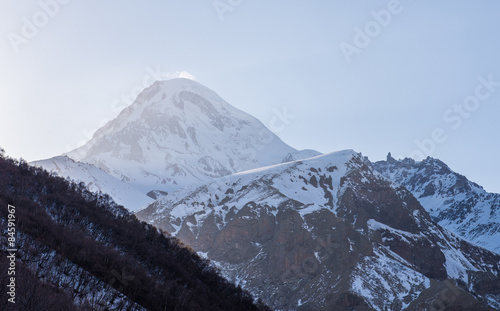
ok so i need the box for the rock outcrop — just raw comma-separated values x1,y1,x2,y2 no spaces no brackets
137,150,500,310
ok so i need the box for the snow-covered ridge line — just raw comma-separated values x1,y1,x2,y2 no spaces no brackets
31,155,152,212
375,154,500,254
232,149,356,176
141,148,360,234
138,145,500,310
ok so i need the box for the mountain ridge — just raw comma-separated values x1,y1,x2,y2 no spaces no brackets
28,78,500,310
65,78,298,192
137,149,500,310
0,153,271,310
374,153,500,254
31,155,153,210
34,78,310,211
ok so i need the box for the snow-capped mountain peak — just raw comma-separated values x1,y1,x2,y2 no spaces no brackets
86,79,260,143
35,78,305,210
64,78,297,193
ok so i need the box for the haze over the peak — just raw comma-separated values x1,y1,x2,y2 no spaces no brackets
2,1,500,192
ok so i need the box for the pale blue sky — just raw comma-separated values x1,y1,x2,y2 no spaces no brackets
1,1,500,192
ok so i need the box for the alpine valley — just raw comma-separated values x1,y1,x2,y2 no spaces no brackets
32,79,500,310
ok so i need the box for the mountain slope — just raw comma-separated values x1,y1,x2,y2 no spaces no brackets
65,78,297,193
35,78,304,211
0,153,270,311
31,156,152,212
374,153,500,254
137,150,500,311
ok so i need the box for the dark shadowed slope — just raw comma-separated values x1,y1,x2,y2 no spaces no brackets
0,149,270,311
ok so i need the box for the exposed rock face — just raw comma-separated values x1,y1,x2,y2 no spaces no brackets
374,154,500,254
137,150,500,310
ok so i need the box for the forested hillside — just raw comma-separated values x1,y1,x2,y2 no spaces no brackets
0,149,270,311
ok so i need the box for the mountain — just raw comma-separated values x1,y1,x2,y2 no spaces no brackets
0,152,270,311
31,156,152,211
27,78,500,310
136,150,500,311
374,153,500,254
66,78,297,191
35,78,302,211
